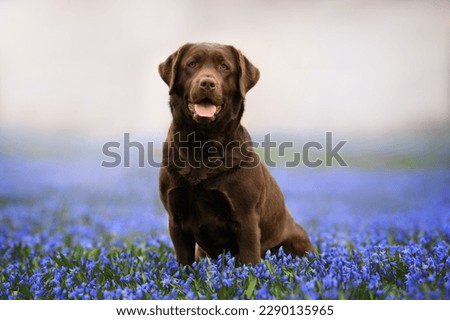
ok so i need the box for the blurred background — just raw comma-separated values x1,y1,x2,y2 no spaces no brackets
0,0,448,137
0,0,449,175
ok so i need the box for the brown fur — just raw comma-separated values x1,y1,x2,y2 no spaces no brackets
158,42,314,265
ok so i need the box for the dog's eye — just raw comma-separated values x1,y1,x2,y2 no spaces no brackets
219,63,229,71
187,61,197,68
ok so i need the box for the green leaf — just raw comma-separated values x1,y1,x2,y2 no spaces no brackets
244,274,257,299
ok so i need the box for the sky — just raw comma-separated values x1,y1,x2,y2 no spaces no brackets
0,0,449,137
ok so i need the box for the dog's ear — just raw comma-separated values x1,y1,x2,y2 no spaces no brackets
159,43,193,94
230,46,260,98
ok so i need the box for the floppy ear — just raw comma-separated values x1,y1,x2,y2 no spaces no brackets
158,43,193,94
231,47,260,98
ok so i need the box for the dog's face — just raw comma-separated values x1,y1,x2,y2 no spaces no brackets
159,43,260,126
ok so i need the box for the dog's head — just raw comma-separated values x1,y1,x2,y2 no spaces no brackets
159,43,259,126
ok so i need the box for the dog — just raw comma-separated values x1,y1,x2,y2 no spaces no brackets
158,42,314,265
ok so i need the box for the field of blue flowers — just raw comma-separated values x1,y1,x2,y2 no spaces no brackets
0,131,449,299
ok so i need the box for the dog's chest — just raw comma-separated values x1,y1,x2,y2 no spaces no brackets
188,188,234,226
173,146,230,185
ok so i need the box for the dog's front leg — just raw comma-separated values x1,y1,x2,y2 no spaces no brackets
236,214,261,265
169,217,195,265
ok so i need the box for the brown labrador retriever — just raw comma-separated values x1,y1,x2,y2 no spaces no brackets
158,42,314,265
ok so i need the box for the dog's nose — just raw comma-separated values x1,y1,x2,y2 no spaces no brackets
199,77,217,91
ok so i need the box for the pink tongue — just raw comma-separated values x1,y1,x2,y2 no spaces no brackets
194,103,217,117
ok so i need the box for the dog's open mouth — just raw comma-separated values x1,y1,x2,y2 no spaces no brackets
188,99,222,121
